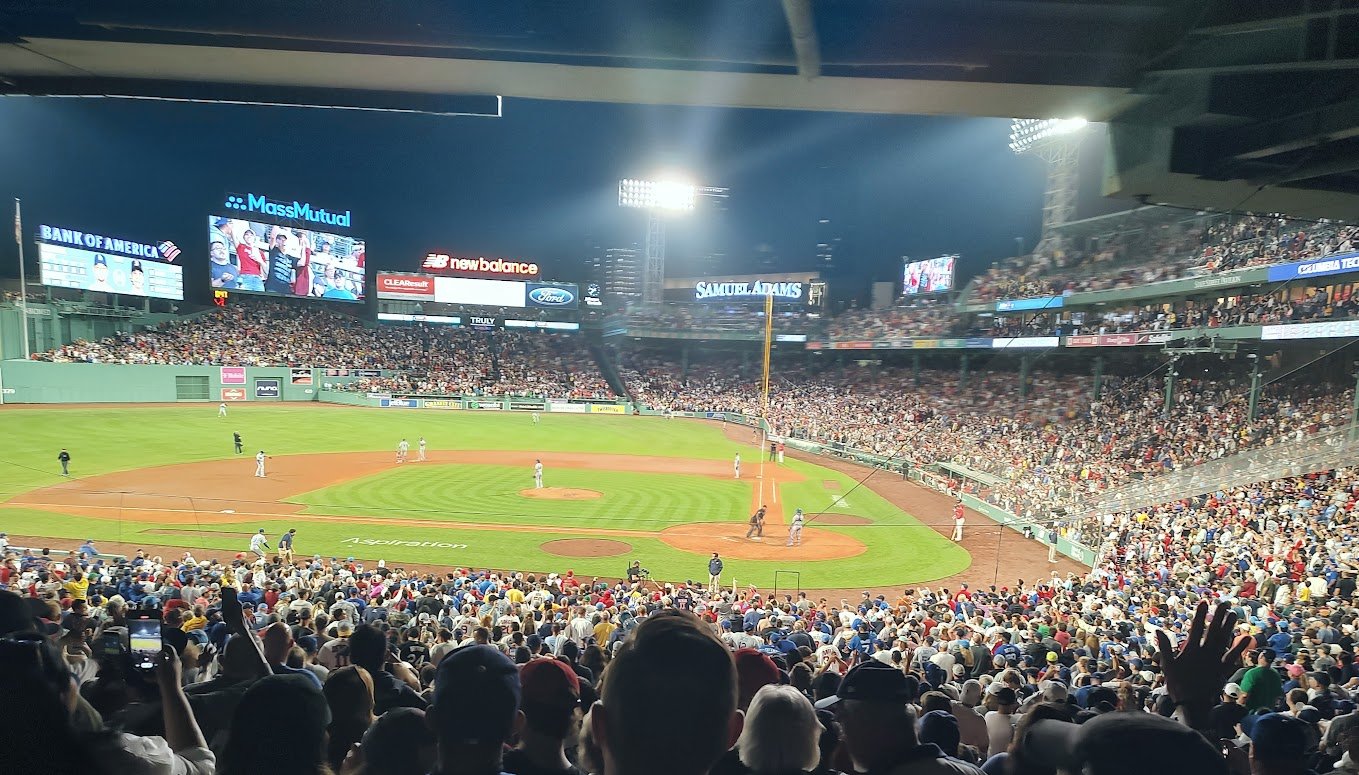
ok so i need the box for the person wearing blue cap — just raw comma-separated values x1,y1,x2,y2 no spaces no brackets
89,253,114,292
428,644,521,775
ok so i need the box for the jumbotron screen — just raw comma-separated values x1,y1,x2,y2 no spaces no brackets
209,216,366,302
903,255,956,295
36,225,184,300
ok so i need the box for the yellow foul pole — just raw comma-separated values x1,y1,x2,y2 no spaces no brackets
758,291,774,504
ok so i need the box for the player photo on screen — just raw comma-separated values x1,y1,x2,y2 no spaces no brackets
903,256,956,295
208,216,366,302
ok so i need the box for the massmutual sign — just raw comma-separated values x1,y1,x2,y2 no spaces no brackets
224,193,352,228
694,280,805,301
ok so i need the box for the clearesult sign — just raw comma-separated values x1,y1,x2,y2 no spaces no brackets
376,273,436,300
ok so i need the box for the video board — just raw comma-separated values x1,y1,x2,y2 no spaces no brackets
36,224,184,300
903,255,956,295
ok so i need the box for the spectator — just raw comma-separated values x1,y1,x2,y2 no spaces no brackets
737,685,824,775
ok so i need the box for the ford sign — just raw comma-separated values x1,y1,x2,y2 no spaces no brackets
528,287,576,306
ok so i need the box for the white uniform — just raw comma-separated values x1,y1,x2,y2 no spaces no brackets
787,510,804,546
532,413,540,425
397,439,409,463
255,451,267,477
534,461,544,489
249,532,269,559
218,403,228,417
417,437,427,461
734,454,741,479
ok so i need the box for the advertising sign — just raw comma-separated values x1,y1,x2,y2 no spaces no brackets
525,283,579,310
990,337,1060,349
220,388,247,401
547,401,588,413
467,400,503,410
468,315,501,330
37,224,184,300
254,379,281,398
422,399,461,409
1262,319,1359,340
380,398,420,408
209,206,365,301
220,366,246,385
376,274,435,300
290,368,313,385
508,400,545,411
903,255,956,295
1266,251,1359,282
693,280,806,303
996,296,1064,312
587,404,627,414
420,253,541,280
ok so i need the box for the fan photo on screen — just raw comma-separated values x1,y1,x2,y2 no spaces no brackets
208,215,366,301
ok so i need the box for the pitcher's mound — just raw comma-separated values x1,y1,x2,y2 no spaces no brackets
520,487,603,500
542,538,632,557
659,522,867,561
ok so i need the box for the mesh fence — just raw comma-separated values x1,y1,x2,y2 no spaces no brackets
1083,423,1359,516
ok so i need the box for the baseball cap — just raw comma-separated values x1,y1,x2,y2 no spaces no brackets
735,648,781,703
815,661,912,709
1222,682,1243,698
1024,712,1226,775
1246,713,1313,761
520,658,581,708
918,710,960,752
433,645,520,745
93,254,107,266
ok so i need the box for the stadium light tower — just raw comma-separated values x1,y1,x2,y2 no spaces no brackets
1009,118,1087,255
618,177,727,304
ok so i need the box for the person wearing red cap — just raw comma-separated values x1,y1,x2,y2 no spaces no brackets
505,658,584,775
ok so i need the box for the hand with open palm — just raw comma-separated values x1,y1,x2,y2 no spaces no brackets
1154,601,1251,728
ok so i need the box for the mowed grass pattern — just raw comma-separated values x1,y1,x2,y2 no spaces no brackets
293,465,751,529
0,404,972,587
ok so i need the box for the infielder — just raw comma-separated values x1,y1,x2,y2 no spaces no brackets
249,528,270,560
734,453,741,479
255,450,268,478
218,402,228,418
534,459,544,489
786,508,804,546
417,436,427,462
397,438,409,463
952,500,965,541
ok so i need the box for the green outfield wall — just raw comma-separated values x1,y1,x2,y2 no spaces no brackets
0,361,342,403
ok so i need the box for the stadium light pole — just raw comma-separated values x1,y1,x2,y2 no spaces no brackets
1009,118,1087,257
618,178,728,304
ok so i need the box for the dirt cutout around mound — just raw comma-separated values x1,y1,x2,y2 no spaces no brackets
541,538,632,557
519,487,602,500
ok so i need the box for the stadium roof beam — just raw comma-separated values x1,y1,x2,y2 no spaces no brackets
779,0,822,80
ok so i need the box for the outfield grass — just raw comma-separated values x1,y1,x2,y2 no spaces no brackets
0,404,970,588
293,465,752,528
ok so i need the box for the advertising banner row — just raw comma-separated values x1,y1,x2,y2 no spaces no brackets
375,272,579,310
808,336,1058,350
369,396,630,412
1066,331,1177,348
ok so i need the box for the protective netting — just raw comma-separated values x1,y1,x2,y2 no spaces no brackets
1083,424,1359,516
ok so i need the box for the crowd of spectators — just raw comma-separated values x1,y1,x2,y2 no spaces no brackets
625,304,820,333
9,446,1359,775
32,299,616,400
827,303,960,341
970,213,1358,303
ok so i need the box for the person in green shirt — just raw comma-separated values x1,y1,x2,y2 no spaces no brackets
1240,648,1284,712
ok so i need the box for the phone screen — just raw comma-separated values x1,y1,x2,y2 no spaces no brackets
101,631,123,656
128,615,162,670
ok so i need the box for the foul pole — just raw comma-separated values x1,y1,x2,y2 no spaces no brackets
15,198,30,359
757,290,774,504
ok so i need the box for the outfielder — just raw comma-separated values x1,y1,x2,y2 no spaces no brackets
734,453,741,479
417,436,427,462
534,459,544,489
952,500,965,541
532,412,540,425
255,450,268,478
397,438,409,463
786,508,804,546
218,402,228,418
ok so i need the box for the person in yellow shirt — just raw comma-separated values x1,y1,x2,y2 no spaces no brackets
505,587,525,605
182,605,208,632
593,615,617,645
63,571,89,602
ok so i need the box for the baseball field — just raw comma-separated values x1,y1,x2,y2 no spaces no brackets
0,404,971,589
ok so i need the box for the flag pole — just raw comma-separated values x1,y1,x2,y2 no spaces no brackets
15,198,29,359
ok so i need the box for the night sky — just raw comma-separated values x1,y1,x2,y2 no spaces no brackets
0,95,1123,303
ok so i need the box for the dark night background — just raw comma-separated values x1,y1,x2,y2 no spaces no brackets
0,96,1124,304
